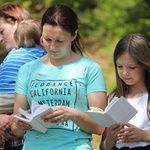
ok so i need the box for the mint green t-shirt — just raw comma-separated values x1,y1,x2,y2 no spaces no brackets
15,57,106,150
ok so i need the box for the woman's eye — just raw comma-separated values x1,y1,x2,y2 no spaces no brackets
57,40,64,43
0,30,4,35
45,38,51,42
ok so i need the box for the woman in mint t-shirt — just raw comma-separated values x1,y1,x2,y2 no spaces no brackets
11,4,107,150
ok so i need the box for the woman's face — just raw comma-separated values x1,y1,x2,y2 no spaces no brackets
116,52,145,88
0,18,17,52
41,24,76,60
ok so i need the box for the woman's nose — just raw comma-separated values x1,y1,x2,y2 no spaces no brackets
49,41,57,49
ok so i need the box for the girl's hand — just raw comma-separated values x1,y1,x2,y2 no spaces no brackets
117,123,144,143
108,123,124,142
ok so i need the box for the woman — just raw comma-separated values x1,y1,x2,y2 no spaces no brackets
0,2,45,150
0,2,32,52
11,4,107,150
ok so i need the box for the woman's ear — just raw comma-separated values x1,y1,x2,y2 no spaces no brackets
72,30,78,41
40,37,44,46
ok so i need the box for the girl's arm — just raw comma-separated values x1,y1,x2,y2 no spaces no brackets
100,123,124,150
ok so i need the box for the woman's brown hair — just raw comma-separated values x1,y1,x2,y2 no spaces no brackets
41,4,85,56
0,2,32,25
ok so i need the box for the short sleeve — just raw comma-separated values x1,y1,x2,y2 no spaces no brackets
86,61,106,94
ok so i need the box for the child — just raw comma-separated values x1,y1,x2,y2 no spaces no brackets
100,33,150,150
0,19,46,114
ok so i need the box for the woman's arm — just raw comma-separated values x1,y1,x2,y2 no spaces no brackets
73,91,106,135
11,94,31,137
42,91,107,135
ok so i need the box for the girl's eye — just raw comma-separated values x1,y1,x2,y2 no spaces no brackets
129,67,136,69
117,65,122,69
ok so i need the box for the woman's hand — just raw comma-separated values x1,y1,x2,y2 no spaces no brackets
0,114,12,132
0,114,17,141
0,129,16,141
13,112,32,131
41,106,72,123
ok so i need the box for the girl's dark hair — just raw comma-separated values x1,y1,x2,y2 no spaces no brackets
41,4,85,55
109,33,150,117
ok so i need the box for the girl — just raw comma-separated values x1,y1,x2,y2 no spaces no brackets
100,33,150,150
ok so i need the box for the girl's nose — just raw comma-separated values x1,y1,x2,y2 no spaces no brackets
122,69,129,75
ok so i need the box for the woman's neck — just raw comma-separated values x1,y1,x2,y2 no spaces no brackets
42,51,81,67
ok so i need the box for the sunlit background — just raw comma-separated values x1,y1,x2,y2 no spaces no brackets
0,0,150,149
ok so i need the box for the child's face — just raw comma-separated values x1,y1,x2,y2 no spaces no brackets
116,52,145,87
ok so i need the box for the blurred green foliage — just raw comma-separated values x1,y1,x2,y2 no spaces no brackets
0,0,150,93
0,0,149,43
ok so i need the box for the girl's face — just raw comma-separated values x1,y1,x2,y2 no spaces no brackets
0,18,17,52
41,24,76,60
116,52,145,88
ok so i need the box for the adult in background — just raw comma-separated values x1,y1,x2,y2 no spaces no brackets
0,2,45,150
